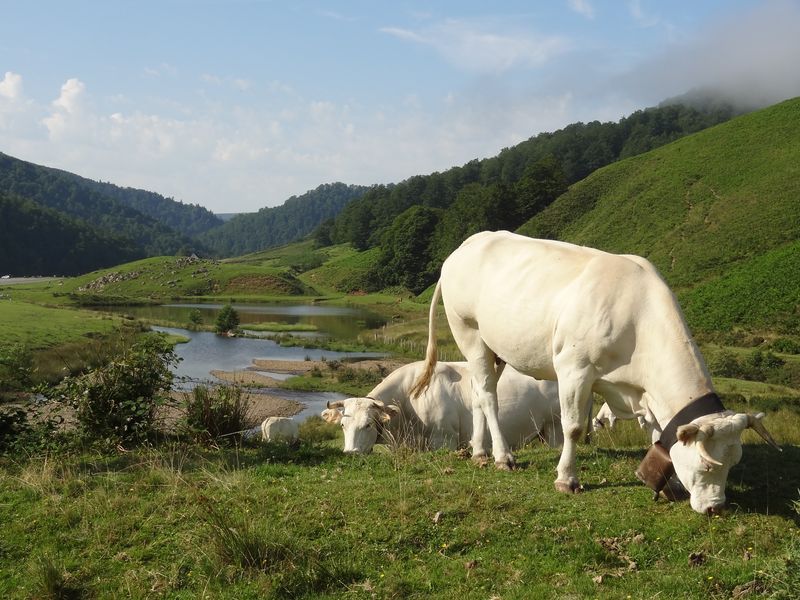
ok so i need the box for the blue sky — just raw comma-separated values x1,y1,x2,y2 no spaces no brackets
2,0,800,213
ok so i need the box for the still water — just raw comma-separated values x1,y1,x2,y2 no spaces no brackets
153,325,385,423
103,302,385,339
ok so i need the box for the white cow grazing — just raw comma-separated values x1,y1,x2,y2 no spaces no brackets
322,361,562,455
260,416,299,443
412,231,780,514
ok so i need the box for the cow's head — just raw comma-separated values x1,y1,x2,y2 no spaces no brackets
324,398,400,454
670,412,780,514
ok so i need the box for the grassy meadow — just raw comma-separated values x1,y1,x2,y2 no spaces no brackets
0,424,797,600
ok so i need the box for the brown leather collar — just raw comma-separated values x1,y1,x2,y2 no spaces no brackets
658,392,726,450
636,392,725,498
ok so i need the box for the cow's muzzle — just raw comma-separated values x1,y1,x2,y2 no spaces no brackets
635,442,675,500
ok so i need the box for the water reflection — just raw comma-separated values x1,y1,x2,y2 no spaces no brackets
100,302,385,339
154,326,381,424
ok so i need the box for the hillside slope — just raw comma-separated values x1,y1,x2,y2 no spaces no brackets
0,152,222,238
0,193,141,276
517,97,800,332
199,182,369,257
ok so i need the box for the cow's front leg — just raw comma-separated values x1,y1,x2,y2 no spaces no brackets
554,366,594,493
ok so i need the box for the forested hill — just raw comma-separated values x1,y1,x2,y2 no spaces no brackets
75,178,222,237
0,152,222,238
321,100,739,294
199,182,369,257
0,192,141,276
516,96,800,333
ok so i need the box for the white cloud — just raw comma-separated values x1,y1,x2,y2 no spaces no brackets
42,78,86,139
0,71,23,100
567,0,595,20
0,71,28,130
381,19,570,73
52,78,84,113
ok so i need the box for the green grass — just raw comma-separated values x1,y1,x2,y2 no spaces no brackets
1,436,797,599
0,299,120,350
299,246,381,294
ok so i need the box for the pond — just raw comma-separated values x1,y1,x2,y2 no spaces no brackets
152,326,385,424
100,302,385,339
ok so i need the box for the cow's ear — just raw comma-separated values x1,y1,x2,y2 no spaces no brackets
379,405,400,422
321,408,343,424
677,423,700,445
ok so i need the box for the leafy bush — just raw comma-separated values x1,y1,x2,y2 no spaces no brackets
179,384,252,443
770,337,800,354
0,408,30,451
215,304,240,334
0,404,66,454
332,365,384,388
47,335,178,445
706,347,797,385
0,343,34,392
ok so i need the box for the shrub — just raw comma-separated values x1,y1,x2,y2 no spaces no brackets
773,337,800,354
179,384,252,443
707,348,743,378
215,304,240,334
48,335,178,445
0,343,34,392
0,408,30,451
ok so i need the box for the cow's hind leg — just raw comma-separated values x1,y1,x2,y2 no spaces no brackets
466,349,514,469
553,362,595,493
445,313,514,469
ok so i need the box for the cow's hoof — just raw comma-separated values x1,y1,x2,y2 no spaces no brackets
472,454,490,468
495,456,516,471
554,478,583,494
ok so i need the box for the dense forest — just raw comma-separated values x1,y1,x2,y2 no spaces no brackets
0,193,142,276
0,153,222,239
199,182,369,257
0,153,208,263
324,100,739,293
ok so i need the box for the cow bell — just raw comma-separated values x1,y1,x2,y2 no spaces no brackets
635,442,675,500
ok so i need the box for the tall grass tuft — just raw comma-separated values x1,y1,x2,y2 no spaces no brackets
199,498,361,596
31,554,84,600
180,384,252,443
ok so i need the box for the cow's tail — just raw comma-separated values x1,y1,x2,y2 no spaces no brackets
409,280,441,399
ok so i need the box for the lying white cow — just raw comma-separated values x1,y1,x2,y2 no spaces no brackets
412,231,780,514
322,361,562,454
260,416,299,442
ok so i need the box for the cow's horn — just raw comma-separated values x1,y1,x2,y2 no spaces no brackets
327,400,345,409
747,413,782,451
697,425,723,467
